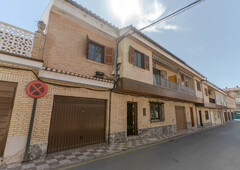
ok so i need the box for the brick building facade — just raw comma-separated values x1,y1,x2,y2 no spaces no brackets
0,0,236,165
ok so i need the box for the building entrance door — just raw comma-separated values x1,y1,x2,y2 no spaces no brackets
199,111,203,126
127,102,137,136
190,107,194,127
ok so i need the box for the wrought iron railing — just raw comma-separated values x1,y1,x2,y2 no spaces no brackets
153,75,195,96
0,21,34,57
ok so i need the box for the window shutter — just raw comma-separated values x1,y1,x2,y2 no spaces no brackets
104,47,114,64
86,35,89,58
144,55,150,70
129,46,135,64
160,105,165,121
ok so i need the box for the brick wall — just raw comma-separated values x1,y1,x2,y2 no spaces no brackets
110,92,196,133
43,11,115,77
31,83,110,144
0,65,37,136
31,32,45,61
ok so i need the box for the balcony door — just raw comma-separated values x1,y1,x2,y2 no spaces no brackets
153,68,167,85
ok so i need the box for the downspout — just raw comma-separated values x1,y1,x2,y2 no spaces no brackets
113,36,127,90
107,91,112,144
200,80,206,126
108,29,133,144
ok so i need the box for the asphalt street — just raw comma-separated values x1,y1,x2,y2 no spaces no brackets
66,121,240,170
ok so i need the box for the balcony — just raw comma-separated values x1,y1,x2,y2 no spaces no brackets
0,21,34,57
153,75,195,96
117,77,202,104
209,98,216,104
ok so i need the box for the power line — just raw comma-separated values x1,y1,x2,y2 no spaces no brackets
138,0,205,32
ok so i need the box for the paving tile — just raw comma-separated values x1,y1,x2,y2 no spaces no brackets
46,159,58,164
69,157,80,162
56,157,66,161
48,161,60,167
35,164,49,170
23,167,37,170
6,163,21,169
21,163,35,169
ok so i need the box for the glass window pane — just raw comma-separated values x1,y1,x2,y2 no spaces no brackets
88,42,104,63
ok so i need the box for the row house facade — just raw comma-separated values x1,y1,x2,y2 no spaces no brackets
0,0,236,165
224,86,240,119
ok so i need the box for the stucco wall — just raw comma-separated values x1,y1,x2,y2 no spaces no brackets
118,37,153,85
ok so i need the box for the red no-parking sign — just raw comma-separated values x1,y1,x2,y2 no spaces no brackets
26,81,47,98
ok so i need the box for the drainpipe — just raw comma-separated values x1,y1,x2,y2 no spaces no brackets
200,79,206,126
107,91,112,145
113,28,135,90
108,29,133,144
113,36,127,90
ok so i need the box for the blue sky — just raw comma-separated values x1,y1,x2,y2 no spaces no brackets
1,0,239,88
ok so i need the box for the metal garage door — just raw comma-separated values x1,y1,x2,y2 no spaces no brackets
0,81,16,157
47,96,106,153
175,106,186,131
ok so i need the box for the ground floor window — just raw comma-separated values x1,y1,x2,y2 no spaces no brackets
150,102,165,121
205,111,209,120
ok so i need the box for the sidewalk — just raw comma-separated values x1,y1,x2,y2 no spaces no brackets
0,124,223,170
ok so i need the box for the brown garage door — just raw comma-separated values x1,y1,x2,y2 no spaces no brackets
47,96,106,153
175,106,186,131
0,81,16,157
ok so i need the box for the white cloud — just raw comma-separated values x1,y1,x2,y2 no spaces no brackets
109,0,178,32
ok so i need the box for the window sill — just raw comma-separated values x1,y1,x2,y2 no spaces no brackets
87,58,105,65
150,119,164,123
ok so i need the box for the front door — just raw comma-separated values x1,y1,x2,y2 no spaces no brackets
190,107,194,127
175,106,186,131
127,102,137,136
199,111,203,126
211,111,215,124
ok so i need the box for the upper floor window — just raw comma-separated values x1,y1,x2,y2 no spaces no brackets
129,46,149,70
196,80,201,91
86,35,113,64
150,102,165,121
205,88,208,96
88,42,104,63
134,50,144,68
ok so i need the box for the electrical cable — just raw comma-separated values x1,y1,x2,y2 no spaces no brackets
138,0,205,32
113,0,205,89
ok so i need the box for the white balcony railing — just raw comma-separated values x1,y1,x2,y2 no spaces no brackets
153,75,195,96
0,21,34,57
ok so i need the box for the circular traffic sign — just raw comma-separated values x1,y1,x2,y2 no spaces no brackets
26,81,47,98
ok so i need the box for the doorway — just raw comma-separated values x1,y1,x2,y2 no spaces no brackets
175,106,186,131
190,107,194,127
127,102,137,136
199,110,203,126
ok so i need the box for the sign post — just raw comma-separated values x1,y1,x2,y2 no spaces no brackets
24,81,47,162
